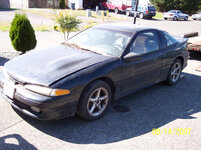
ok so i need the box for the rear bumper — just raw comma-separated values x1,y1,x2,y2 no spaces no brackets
0,74,78,120
145,13,156,17
163,15,174,19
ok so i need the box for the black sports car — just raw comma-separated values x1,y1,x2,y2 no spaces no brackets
0,24,189,121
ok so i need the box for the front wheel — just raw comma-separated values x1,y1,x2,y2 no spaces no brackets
184,16,188,21
77,80,112,121
164,17,167,20
166,59,182,85
126,11,130,16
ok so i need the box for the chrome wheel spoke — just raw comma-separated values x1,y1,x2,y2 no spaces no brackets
89,104,96,114
89,97,97,103
96,89,101,99
97,104,102,110
99,95,107,101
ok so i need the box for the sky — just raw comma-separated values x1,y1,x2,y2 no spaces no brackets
139,0,150,5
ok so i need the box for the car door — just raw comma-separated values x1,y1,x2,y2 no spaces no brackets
177,11,184,19
120,30,164,95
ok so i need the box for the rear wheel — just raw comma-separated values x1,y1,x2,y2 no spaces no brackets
140,13,144,19
164,17,167,20
77,80,112,121
173,16,177,21
115,8,119,14
166,59,182,85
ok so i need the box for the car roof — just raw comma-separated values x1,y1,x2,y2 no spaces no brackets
169,10,180,12
94,23,158,33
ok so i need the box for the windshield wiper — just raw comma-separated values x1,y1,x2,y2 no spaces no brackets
63,43,102,55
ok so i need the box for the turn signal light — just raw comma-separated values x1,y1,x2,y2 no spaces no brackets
53,89,71,96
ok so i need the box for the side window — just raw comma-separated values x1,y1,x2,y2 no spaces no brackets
130,31,159,55
164,32,178,47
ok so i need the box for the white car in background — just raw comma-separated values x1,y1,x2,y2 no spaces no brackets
163,10,189,21
192,12,201,20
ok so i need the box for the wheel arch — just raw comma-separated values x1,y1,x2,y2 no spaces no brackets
78,76,116,102
175,56,184,67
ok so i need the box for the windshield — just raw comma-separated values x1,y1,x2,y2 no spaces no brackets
67,27,133,57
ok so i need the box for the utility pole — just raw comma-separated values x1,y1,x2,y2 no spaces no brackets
133,0,139,24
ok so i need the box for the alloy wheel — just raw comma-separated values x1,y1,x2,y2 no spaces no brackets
87,87,109,117
171,62,181,83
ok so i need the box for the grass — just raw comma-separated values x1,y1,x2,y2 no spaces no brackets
0,24,52,32
22,9,126,22
153,12,163,20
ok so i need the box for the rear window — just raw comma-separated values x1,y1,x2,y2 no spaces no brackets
168,10,176,13
148,6,155,11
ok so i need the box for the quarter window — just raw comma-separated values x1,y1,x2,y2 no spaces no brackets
130,31,159,55
164,32,178,47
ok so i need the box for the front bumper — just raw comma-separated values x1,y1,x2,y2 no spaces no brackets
0,73,78,120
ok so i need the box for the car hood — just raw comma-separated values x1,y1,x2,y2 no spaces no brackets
5,45,110,86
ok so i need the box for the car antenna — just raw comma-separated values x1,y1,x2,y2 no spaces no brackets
133,0,139,24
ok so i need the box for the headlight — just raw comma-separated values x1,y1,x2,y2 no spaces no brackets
24,84,71,97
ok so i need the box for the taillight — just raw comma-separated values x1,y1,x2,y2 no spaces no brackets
169,14,173,16
146,10,148,13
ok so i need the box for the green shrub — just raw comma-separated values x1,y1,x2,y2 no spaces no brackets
59,0,65,9
150,0,200,14
9,13,37,53
57,13,81,40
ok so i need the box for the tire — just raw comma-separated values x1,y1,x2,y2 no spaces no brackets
173,16,177,21
164,17,167,20
114,8,119,14
140,13,144,19
77,80,112,121
184,16,188,21
126,11,130,16
166,59,182,85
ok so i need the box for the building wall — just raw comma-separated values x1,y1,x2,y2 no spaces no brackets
0,0,10,8
0,0,29,8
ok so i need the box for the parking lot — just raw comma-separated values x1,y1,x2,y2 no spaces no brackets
0,9,201,150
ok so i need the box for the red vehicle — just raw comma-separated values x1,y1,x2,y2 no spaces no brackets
101,0,132,14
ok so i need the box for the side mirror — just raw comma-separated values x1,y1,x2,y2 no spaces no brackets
124,52,142,62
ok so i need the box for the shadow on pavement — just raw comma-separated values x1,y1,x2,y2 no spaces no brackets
14,71,201,144
0,134,37,150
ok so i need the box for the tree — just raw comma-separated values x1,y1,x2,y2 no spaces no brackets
57,13,81,40
9,13,37,53
150,0,200,14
